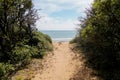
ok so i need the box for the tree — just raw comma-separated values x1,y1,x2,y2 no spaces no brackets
0,0,38,62
73,0,120,79
0,0,53,79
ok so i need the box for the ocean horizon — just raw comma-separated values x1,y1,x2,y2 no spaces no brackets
40,30,77,42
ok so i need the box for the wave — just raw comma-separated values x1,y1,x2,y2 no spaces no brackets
52,38,73,42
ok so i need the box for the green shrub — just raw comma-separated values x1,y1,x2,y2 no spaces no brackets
44,34,52,44
9,45,32,64
29,31,53,58
70,36,80,44
73,0,120,80
0,63,14,78
0,31,53,79
0,0,53,79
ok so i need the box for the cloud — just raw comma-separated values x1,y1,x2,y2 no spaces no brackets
36,13,80,30
33,0,94,13
33,0,94,30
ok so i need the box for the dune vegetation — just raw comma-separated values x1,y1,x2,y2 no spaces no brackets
1,0,120,80
0,0,52,79
71,0,120,80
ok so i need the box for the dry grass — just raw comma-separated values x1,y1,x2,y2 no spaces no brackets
11,59,43,80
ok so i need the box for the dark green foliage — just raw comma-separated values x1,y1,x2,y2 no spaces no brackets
29,32,53,58
10,45,32,64
0,0,53,79
72,0,120,80
0,63,14,79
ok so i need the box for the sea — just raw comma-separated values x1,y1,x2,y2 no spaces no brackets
40,30,77,42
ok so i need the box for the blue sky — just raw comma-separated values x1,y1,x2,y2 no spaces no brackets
33,0,94,30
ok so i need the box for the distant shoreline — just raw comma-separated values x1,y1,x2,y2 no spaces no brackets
52,40,70,42
40,30,76,42
52,38,72,42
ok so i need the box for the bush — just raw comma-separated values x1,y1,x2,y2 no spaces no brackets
0,31,53,79
29,31,53,58
0,0,53,79
44,34,52,44
9,45,32,64
0,63,14,79
72,0,120,80
70,36,80,44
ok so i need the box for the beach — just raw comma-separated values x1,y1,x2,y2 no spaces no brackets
40,30,77,42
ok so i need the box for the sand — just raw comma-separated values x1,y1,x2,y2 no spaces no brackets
31,42,82,80
12,42,97,80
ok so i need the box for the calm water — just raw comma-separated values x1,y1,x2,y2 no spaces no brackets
40,30,77,41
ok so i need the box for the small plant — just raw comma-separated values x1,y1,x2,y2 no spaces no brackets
16,75,23,80
0,63,14,78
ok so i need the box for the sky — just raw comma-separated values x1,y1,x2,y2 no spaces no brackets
33,0,94,30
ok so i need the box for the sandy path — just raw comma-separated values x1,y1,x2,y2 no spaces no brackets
11,42,97,80
32,42,82,80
